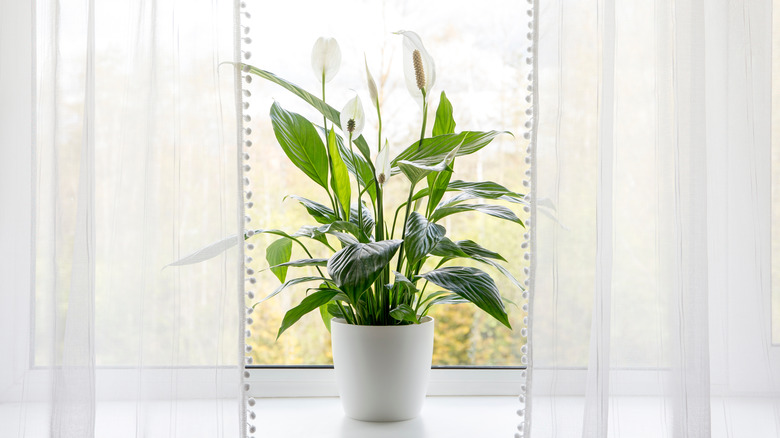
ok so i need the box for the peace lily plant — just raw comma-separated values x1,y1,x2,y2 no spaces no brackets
227,31,527,342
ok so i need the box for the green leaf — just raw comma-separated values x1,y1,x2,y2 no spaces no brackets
430,237,469,259
328,128,351,220
266,237,293,283
403,211,446,265
290,225,331,248
471,255,525,291
397,144,460,186
457,240,507,262
349,203,374,241
265,258,328,271
431,203,524,227
407,179,526,207
426,169,453,218
244,65,374,164
390,304,420,324
319,303,333,332
392,270,418,293
326,302,345,319
391,131,508,173
418,266,511,329
254,276,330,305
398,159,452,186
288,195,337,224
324,128,377,203
294,222,363,246
327,240,403,303
269,102,329,190
419,292,468,317
278,289,340,339
432,91,456,136
330,232,359,246
447,180,525,203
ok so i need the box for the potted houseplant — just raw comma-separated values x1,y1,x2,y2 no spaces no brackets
174,31,525,422
242,32,526,422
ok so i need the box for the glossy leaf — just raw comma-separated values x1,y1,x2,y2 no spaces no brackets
319,303,333,332
426,169,453,218
326,128,377,203
330,231,359,246
447,180,525,203
326,302,345,319
288,195,337,224
390,304,419,324
418,267,510,329
278,289,340,339
403,211,446,265
419,292,468,316
457,239,507,262
431,203,524,227
266,237,293,283
471,255,525,291
391,131,508,172
294,221,362,244
397,145,459,186
349,203,374,241
432,91,456,136
270,102,329,189
392,270,418,293
243,65,373,164
328,129,351,220
327,240,403,303
265,258,328,271
430,237,469,259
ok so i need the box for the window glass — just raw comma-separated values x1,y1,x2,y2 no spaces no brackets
243,0,532,366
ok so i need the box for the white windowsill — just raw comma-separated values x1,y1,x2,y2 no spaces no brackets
251,396,521,438
246,368,526,397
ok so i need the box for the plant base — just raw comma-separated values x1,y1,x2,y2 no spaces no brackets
331,316,434,422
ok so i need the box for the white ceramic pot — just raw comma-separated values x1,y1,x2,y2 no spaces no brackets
330,316,434,422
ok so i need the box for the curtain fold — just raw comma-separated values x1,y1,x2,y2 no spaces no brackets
0,1,243,437
528,0,780,436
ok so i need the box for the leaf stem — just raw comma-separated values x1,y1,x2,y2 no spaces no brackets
395,181,417,274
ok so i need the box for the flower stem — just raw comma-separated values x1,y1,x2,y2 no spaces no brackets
395,181,416,274
348,133,365,241
320,78,341,220
416,90,428,150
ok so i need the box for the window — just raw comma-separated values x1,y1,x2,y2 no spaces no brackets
242,0,532,367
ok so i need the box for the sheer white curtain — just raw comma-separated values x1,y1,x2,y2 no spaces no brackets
0,1,243,437
527,0,780,436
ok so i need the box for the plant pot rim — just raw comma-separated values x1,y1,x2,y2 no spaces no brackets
330,316,434,327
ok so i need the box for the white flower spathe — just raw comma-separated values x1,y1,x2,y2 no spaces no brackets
311,37,342,84
340,94,365,139
365,55,380,110
376,140,391,186
395,30,436,102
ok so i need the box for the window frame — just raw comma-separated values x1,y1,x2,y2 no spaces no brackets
245,366,527,398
